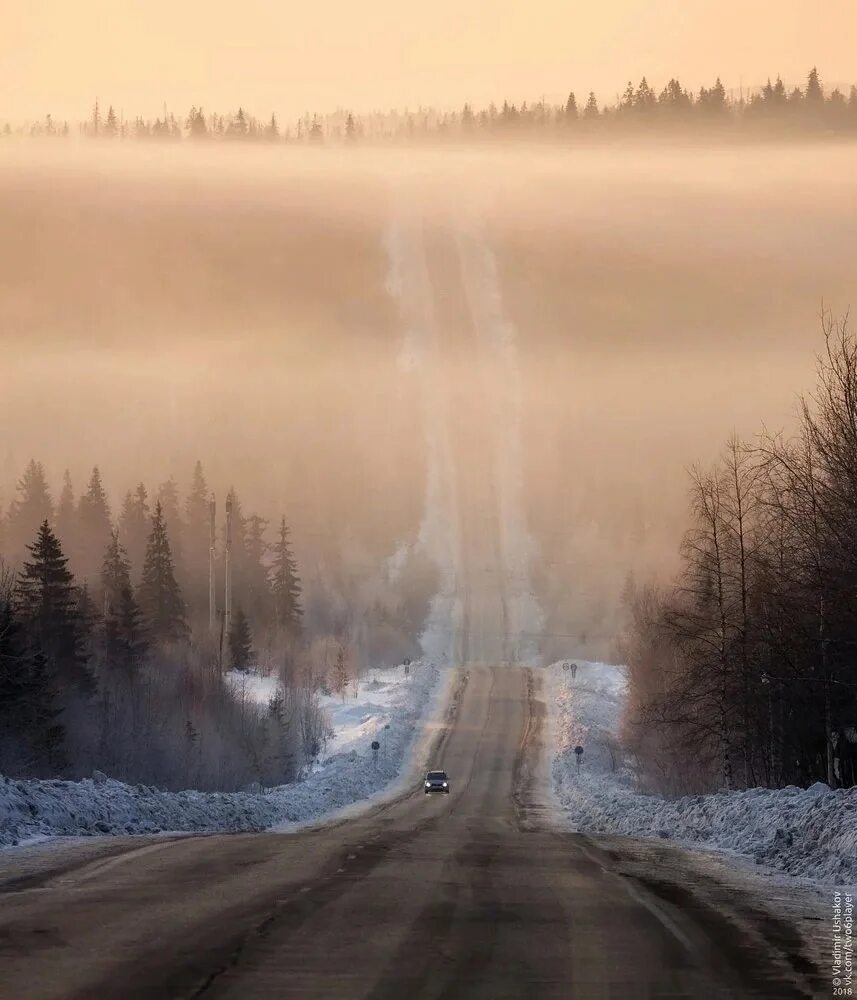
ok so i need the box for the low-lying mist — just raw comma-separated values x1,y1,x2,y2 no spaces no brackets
3,141,856,658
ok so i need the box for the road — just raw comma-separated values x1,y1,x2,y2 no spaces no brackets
0,665,823,999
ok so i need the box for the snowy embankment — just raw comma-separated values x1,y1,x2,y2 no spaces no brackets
0,662,447,848
547,661,857,885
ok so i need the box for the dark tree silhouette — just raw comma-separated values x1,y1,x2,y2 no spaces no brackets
156,478,184,579
183,461,211,613
564,92,578,122
56,470,76,560
15,521,91,694
118,483,150,582
102,534,148,674
228,606,253,671
270,516,302,634
138,501,187,643
6,460,54,562
77,466,112,584
0,570,64,772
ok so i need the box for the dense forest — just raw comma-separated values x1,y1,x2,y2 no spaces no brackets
4,67,856,143
622,312,857,795
0,461,424,790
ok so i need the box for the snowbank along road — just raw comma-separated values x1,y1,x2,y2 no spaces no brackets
0,665,827,998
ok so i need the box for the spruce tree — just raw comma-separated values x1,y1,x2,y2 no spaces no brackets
806,66,824,105
104,105,118,137
183,461,210,611
0,582,64,773
101,534,147,671
118,483,150,582
6,460,54,562
138,501,187,643
565,92,578,122
584,92,600,120
77,466,112,584
244,514,270,624
102,531,131,613
56,470,76,562
270,516,302,634
15,520,91,693
228,606,253,671
102,535,148,673
156,478,184,579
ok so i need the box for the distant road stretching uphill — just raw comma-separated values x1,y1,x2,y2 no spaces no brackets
0,666,821,998
387,202,541,668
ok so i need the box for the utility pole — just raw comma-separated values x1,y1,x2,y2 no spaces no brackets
208,495,216,632
225,494,233,638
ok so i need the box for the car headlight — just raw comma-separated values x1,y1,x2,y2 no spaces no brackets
442,782,448,787
424,781,431,787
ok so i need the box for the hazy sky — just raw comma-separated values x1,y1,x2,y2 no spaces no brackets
3,1,856,122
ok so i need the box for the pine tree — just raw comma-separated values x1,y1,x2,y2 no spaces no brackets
101,532,147,672
228,107,249,138
118,483,150,582
806,66,824,105
6,460,54,563
265,113,280,140
228,606,253,671
104,106,118,137
345,112,357,140
102,531,130,613
183,461,210,604
243,514,270,624
332,642,349,700
584,92,600,120
77,466,112,584
75,582,100,661
56,470,76,559
186,106,208,138
0,579,64,773
270,516,302,634
157,478,184,578
309,115,323,143
138,501,187,643
15,521,91,693
565,92,578,122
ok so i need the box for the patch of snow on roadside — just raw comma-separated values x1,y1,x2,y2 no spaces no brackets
0,662,444,848
547,660,857,886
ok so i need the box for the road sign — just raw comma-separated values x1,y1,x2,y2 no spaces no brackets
371,741,380,751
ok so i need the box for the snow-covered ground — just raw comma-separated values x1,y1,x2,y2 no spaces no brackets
546,660,857,886
0,662,449,848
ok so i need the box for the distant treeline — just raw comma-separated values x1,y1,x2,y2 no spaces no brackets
622,312,857,796
4,67,856,144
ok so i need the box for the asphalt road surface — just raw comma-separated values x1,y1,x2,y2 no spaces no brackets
0,666,824,999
